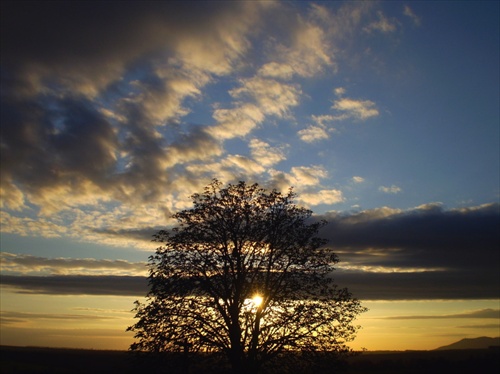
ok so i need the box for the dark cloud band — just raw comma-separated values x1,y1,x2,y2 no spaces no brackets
2,269,498,300
1,275,148,296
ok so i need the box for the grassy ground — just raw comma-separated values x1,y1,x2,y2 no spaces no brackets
1,345,499,373
343,349,500,374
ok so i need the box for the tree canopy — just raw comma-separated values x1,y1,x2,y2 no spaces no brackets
128,180,366,373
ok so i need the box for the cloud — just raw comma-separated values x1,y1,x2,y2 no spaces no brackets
298,114,348,143
0,252,148,276
379,185,402,194
320,203,499,265
248,139,286,167
230,77,302,118
332,98,379,120
381,308,500,320
1,2,270,95
299,189,344,206
0,205,166,249
403,5,421,26
0,0,387,230
1,275,148,296
301,88,378,142
268,165,329,192
312,115,336,126
1,311,117,325
1,204,497,301
181,139,287,183
208,104,265,140
364,11,398,34
333,270,499,301
457,324,500,329
352,176,365,183
334,87,346,97
259,3,336,80
316,203,500,299
258,62,295,80
0,1,273,216
0,181,25,211
298,125,330,143
1,0,496,311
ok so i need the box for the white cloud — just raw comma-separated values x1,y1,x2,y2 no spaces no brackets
208,104,264,140
208,76,301,141
290,166,328,186
258,62,295,80
268,165,329,192
297,125,329,143
0,184,25,211
230,77,302,118
0,212,68,238
312,114,337,127
379,185,402,194
352,176,365,183
298,114,341,143
332,97,379,120
299,189,344,206
334,87,346,97
248,139,286,167
225,155,266,175
282,20,333,77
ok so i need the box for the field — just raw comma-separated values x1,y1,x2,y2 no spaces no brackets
1,345,499,373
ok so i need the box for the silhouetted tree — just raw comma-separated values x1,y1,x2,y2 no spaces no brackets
128,180,366,373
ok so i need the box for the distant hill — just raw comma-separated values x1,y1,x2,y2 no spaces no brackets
435,337,500,350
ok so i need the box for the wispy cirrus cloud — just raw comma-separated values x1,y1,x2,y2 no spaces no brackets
379,185,402,194
381,309,500,320
1,311,118,325
403,5,421,27
364,11,398,34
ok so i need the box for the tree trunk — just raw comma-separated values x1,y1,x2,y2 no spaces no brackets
228,317,245,373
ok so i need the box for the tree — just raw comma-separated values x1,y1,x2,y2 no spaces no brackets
128,180,366,373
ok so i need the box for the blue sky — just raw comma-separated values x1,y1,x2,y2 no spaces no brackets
1,1,499,351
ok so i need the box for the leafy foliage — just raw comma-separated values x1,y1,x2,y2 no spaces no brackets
128,180,366,372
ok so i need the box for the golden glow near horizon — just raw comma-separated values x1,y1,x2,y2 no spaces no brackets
0,286,498,351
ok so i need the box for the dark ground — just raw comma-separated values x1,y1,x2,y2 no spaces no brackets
1,345,499,373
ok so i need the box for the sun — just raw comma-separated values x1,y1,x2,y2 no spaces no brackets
252,294,263,307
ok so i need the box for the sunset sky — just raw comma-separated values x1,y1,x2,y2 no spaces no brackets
1,1,499,351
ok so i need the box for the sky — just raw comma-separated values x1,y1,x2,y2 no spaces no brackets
1,1,499,351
